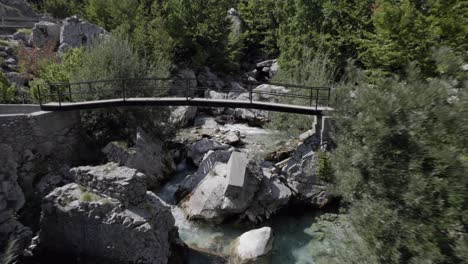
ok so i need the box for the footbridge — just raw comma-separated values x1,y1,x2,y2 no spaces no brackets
37,78,334,115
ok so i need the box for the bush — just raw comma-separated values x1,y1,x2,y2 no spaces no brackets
71,36,172,146
29,47,84,103
332,51,467,263
42,0,84,18
0,73,17,104
17,41,58,78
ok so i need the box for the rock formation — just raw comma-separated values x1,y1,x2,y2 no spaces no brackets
35,163,178,264
103,128,175,189
282,134,330,206
0,144,31,252
58,16,106,53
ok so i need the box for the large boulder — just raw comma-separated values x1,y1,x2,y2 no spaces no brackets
0,144,31,251
169,106,198,128
243,175,291,223
282,135,330,206
102,128,175,189
176,150,232,201
229,227,274,264
35,163,177,264
58,16,106,53
181,160,262,223
31,21,61,48
186,138,230,166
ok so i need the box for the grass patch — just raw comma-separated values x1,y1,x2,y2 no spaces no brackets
16,28,32,35
80,191,101,202
0,39,11,47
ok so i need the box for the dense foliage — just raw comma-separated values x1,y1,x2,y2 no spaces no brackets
333,52,467,263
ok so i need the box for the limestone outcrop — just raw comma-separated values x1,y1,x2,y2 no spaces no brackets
229,227,274,264
181,160,261,223
186,138,230,166
31,21,61,48
103,128,175,189
58,16,106,53
35,163,178,264
282,134,330,206
179,153,291,223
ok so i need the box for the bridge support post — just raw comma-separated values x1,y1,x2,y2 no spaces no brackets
314,115,323,146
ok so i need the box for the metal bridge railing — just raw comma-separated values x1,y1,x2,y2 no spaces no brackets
37,77,332,110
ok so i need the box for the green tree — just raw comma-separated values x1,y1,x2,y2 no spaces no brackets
84,0,139,35
72,36,172,146
0,72,17,104
163,0,232,70
42,0,84,18
238,0,279,59
359,0,468,77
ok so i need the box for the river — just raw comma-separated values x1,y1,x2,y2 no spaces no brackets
157,122,340,263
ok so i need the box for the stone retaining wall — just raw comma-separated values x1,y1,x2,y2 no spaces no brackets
0,106,83,248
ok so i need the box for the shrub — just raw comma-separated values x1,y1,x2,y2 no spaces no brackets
0,72,17,104
80,191,101,202
42,0,84,18
17,40,58,78
332,53,467,263
71,36,172,146
29,47,84,103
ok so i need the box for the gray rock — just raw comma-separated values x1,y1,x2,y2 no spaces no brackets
0,144,31,250
253,84,288,102
71,163,147,206
243,176,291,223
233,108,269,126
58,16,106,53
229,227,274,264
256,60,276,68
5,71,26,86
269,61,279,78
222,130,240,145
103,128,175,189
35,166,73,197
283,135,330,206
181,160,261,223
169,106,198,128
187,138,230,166
36,177,176,264
176,150,232,201
4,57,16,65
32,21,61,48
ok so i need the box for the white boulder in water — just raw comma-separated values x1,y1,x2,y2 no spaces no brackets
229,227,274,264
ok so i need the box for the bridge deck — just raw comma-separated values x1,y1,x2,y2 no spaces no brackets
40,97,333,115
